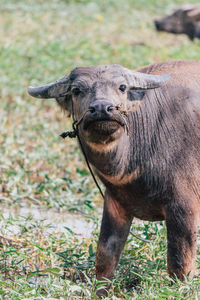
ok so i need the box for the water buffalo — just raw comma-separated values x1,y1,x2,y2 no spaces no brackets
154,5,200,40
28,60,200,291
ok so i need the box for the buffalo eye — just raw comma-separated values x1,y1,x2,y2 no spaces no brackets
72,87,81,96
119,84,127,93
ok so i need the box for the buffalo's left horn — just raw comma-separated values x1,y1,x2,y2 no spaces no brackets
28,75,69,99
125,69,170,90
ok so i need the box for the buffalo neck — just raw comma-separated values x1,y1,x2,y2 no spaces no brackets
82,132,131,177
79,107,151,180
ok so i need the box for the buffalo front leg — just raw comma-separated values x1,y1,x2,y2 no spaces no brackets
96,191,132,282
165,201,199,281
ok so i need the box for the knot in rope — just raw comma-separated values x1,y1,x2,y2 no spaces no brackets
60,121,78,139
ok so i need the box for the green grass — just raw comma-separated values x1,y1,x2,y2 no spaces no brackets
0,0,199,298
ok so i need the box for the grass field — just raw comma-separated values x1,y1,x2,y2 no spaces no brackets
0,0,200,299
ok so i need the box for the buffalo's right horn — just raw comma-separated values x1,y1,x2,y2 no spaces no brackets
28,75,69,99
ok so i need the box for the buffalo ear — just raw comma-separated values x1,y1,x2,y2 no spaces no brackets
55,94,72,117
128,90,145,102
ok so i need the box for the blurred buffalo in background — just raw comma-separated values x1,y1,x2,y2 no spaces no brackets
154,5,200,40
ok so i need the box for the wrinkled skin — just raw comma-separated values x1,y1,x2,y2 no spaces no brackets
155,6,200,40
28,61,200,296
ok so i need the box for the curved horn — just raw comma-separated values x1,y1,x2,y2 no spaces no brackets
28,75,69,99
125,69,170,90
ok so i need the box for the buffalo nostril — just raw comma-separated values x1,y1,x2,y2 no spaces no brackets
89,107,96,113
89,101,114,115
107,105,114,112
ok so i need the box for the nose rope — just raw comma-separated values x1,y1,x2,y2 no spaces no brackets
60,100,105,199
60,109,90,139
115,105,130,135
60,104,130,139
59,102,131,199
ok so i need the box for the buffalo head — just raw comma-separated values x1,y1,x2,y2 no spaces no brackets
154,5,200,40
28,65,169,146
